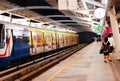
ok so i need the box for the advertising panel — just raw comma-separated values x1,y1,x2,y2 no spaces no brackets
36,32,44,52
44,30,53,51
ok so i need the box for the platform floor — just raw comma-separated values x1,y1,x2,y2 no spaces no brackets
32,42,118,81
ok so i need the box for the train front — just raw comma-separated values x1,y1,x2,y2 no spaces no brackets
0,23,13,58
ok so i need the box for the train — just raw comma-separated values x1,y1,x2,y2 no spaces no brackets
0,21,78,68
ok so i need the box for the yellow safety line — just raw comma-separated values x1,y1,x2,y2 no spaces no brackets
46,54,82,81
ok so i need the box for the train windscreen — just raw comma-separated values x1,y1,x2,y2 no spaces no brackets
0,24,5,48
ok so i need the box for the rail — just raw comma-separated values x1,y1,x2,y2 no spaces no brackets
0,44,87,81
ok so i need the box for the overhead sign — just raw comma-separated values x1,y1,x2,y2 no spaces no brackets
92,25,103,30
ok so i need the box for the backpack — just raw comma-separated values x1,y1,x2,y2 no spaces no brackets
102,41,110,53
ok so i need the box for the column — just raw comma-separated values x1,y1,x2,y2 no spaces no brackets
108,7,120,59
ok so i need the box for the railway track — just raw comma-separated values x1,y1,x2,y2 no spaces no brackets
0,44,87,81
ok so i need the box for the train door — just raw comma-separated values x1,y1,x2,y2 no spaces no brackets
30,31,37,54
64,35,67,46
64,35,69,46
58,33,64,48
62,34,64,47
56,33,59,49
52,33,57,49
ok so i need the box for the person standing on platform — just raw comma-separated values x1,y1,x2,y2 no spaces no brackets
102,37,110,63
108,33,114,62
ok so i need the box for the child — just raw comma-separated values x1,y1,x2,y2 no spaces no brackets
102,37,110,63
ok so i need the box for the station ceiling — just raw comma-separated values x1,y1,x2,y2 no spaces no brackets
0,0,119,33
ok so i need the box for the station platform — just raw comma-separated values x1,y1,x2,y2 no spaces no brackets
32,42,119,81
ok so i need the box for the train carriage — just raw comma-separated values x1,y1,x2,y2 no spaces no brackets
0,21,78,68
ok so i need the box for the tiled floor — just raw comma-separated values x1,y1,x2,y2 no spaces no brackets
32,42,116,81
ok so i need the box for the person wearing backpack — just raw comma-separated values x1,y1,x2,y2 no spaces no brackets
102,37,110,63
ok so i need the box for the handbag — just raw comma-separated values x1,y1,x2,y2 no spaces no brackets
99,47,103,54
99,46,104,54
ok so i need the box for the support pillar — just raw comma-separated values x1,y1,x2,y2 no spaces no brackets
108,7,120,59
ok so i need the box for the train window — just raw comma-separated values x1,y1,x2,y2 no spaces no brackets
13,29,29,43
18,31,29,43
22,34,29,43
17,36,23,43
17,34,29,43
0,24,5,48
